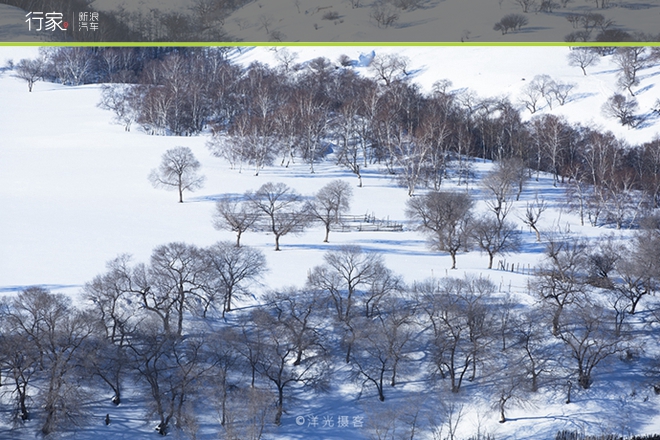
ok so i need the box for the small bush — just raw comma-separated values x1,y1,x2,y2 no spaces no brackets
371,1,399,28
322,11,340,20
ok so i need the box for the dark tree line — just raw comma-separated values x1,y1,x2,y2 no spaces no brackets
12,47,660,212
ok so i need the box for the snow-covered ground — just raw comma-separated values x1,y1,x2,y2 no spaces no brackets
1,46,660,439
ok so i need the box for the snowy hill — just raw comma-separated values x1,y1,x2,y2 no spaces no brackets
84,0,660,42
1,46,660,440
222,0,660,42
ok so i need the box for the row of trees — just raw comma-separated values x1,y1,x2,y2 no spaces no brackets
211,179,353,250
148,142,651,283
2,224,659,437
12,47,660,212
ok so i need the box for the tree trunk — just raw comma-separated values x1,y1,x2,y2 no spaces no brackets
552,305,562,336
499,403,506,423
275,386,284,425
630,295,642,314
532,225,541,242
19,387,29,420
226,289,233,314
578,371,591,389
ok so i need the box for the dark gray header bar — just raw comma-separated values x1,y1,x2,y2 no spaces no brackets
1,0,658,42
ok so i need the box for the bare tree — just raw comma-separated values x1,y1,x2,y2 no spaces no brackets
533,233,588,336
511,308,555,393
350,298,415,401
602,93,640,127
406,191,473,269
128,327,214,436
538,0,558,12
368,53,410,87
490,364,530,424
529,74,557,110
370,1,399,28
249,308,330,425
514,0,537,13
248,182,310,251
212,196,259,247
149,146,205,203
0,300,40,423
613,47,649,96
83,254,142,405
520,195,546,242
428,400,464,440
308,179,354,243
567,48,600,76
550,81,576,106
42,47,95,86
308,246,398,365
308,246,393,323
481,162,520,225
530,114,572,186
584,235,619,288
265,288,326,367
611,245,658,315
520,81,542,114
416,277,497,393
471,217,521,270
219,386,274,440
203,241,267,317
131,242,208,336
557,302,625,389
258,14,274,34
98,84,139,131
13,57,44,92
204,327,241,428
288,85,330,173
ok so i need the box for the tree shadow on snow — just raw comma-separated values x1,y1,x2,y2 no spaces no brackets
0,284,80,293
285,239,430,257
518,26,554,34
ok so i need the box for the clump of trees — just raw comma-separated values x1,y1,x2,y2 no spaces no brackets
493,14,528,34
212,180,354,250
3,223,659,437
406,191,473,269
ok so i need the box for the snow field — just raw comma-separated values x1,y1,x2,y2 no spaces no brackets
1,46,660,439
